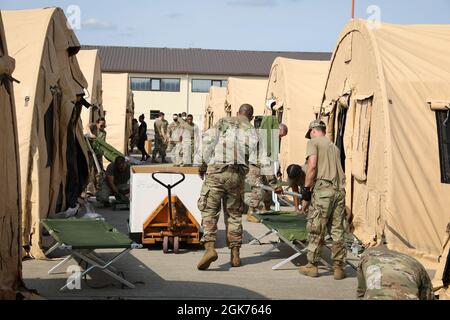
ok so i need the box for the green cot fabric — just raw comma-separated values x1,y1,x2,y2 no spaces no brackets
255,212,308,242
90,138,125,164
41,219,133,249
259,116,279,159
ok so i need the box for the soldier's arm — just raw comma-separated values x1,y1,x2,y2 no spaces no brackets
86,123,97,138
305,156,317,188
106,174,119,196
199,121,221,173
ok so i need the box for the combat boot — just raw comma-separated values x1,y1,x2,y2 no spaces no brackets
333,262,346,280
197,242,218,270
230,247,241,267
246,207,260,223
298,263,319,277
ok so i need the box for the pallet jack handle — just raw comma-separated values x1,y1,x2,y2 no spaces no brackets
152,172,186,225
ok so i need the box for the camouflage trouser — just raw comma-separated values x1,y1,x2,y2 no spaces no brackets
166,141,176,153
173,142,183,165
181,140,195,165
152,138,167,159
306,180,346,264
96,177,130,204
198,168,245,248
244,165,273,209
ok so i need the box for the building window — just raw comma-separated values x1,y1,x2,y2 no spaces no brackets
161,79,180,92
131,77,180,92
436,110,450,184
150,110,161,120
151,79,161,91
192,79,227,93
212,80,222,87
131,77,151,91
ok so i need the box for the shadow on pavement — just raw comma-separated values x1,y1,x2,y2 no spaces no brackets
24,250,267,300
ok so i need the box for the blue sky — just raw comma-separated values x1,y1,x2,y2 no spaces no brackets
1,0,449,52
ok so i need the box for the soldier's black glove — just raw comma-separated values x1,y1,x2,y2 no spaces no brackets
300,186,312,202
198,163,208,180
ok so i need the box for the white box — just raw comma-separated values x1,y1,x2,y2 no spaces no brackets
129,165,203,242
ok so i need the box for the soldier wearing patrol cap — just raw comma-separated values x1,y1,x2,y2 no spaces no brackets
298,119,347,279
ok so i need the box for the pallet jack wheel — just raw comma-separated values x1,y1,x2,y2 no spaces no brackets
173,236,180,254
163,236,169,253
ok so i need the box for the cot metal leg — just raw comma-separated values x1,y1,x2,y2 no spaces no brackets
48,255,74,275
249,229,274,245
45,242,62,256
272,252,302,270
60,249,134,291
270,233,306,270
255,220,332,270
85,251,120,273
260,242,281,256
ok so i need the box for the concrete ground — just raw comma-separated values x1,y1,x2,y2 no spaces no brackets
23,207,360,300
22,155,360,300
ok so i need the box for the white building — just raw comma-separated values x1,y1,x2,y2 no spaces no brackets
85,45,330,129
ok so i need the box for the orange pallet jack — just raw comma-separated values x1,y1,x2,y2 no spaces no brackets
142,172,201,253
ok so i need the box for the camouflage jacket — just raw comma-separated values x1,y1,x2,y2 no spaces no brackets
168,121,182,142
196,115,258,174
357,247,434,300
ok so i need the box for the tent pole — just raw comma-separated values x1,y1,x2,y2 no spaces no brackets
351,0,355,19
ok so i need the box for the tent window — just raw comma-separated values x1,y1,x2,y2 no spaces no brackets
436,110,450,184
44,101,54,168
277,108,283,124
351,96,373,181
335,104,348,171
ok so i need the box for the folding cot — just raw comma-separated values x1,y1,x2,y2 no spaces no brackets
42,219,142,291
249,212,331,270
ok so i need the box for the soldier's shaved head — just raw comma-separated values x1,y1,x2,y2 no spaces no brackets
279,123,288,138
238,104,254,120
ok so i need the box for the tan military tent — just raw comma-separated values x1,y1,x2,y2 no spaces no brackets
102,73,134,155
204,86,227,129
77,49,104,128
265,58,329,174
3,8,89,259
0,11,23,300
320,19,450,271
225,77,268,118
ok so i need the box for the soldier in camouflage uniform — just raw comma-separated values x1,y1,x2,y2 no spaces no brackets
196,104,258,270
299,120,348,280
167,114,180,153
151,112,169,163
96,156,130,205
245,124,288,222
357,247,434,300
173,113,188,166
180,114,199,166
